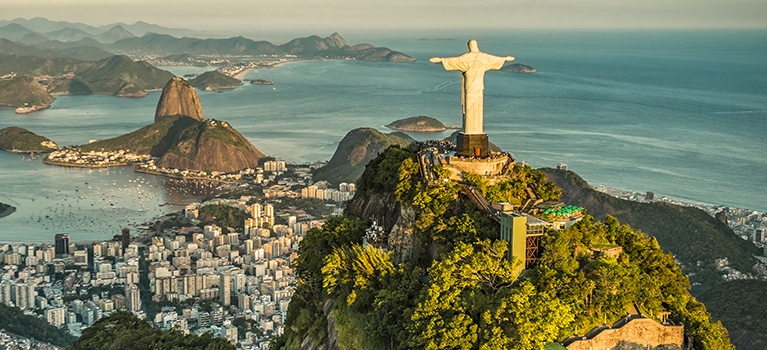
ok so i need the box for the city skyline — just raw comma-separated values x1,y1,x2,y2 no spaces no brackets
2,0,766,37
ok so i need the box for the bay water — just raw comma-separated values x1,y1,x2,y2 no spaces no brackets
0,30,765,242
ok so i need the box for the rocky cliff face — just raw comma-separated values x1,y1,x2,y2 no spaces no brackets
155,119,265,173
154,77,204,123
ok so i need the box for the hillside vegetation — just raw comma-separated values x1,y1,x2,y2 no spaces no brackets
312,128,414,185
542,168,759,284
0,303,77,347
0,53,92,76
78,115,198,155
0,126,58,152
273,146,732,350
54,55,175,97
0,75,53,108
386,116,454,132
189,71,243,91
698,280,767,350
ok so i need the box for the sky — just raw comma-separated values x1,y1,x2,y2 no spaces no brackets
2,0,766,35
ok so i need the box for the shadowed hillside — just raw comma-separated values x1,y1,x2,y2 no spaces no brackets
312,128,414,185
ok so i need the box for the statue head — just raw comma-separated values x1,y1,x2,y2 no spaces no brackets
467,39,479,52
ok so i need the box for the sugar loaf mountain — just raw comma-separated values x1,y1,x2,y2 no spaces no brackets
76,76,264,173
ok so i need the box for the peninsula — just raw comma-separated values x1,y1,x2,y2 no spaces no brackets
0,75,54,113
0,126,58,153
386,115,458,132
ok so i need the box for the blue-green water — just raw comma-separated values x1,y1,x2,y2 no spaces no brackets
1,30,765,242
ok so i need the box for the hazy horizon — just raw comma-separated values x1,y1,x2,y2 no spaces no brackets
3,0,766,38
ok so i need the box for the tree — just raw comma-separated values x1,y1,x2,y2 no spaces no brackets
69,311,234,350
322,244,394,307
409,240,573,350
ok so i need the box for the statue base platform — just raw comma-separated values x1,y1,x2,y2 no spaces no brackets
456,132,488,157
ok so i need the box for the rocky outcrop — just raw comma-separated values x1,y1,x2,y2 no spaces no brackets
298,299,340,350
155,119,265,173
155,77,204,123
501,63,537,74
250,79,274,85
387,205,418,263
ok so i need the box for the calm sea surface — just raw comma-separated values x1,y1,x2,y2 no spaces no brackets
1,30,765,242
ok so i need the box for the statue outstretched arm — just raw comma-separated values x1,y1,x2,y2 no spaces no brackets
429,57,442,63
505,56,515,62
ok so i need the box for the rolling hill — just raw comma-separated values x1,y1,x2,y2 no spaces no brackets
53,55,175,97
312,127,415,185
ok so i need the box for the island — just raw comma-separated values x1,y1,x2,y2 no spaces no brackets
0,126,59,153
250,79,274,85
500,63,537,74
189,71,243,91
386,116,459,132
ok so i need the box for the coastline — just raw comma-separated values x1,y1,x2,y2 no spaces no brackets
1,148,55,154
233,60,298,80
133,166,238,184
41,157,130,169
387,125,460,132
592,184,762,216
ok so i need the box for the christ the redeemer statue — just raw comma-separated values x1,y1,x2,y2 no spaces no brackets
431,39,514,157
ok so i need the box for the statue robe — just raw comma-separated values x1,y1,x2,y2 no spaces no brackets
440,52,506,134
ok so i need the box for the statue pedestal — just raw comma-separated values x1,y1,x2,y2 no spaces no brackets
456,132,488,157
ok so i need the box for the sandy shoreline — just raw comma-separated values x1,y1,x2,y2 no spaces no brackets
233,60,301,80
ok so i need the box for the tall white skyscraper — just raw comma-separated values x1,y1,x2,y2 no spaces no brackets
220,273,232,306
13,283,35,309
126,284,142,312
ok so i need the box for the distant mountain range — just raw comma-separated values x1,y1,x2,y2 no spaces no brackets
0,18,415,63
51,55,175,97
0,17,414,111
0,17,198,38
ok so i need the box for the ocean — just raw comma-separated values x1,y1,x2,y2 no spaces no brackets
0,29,765,242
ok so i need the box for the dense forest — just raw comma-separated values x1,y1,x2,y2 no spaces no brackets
272,146,733,350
